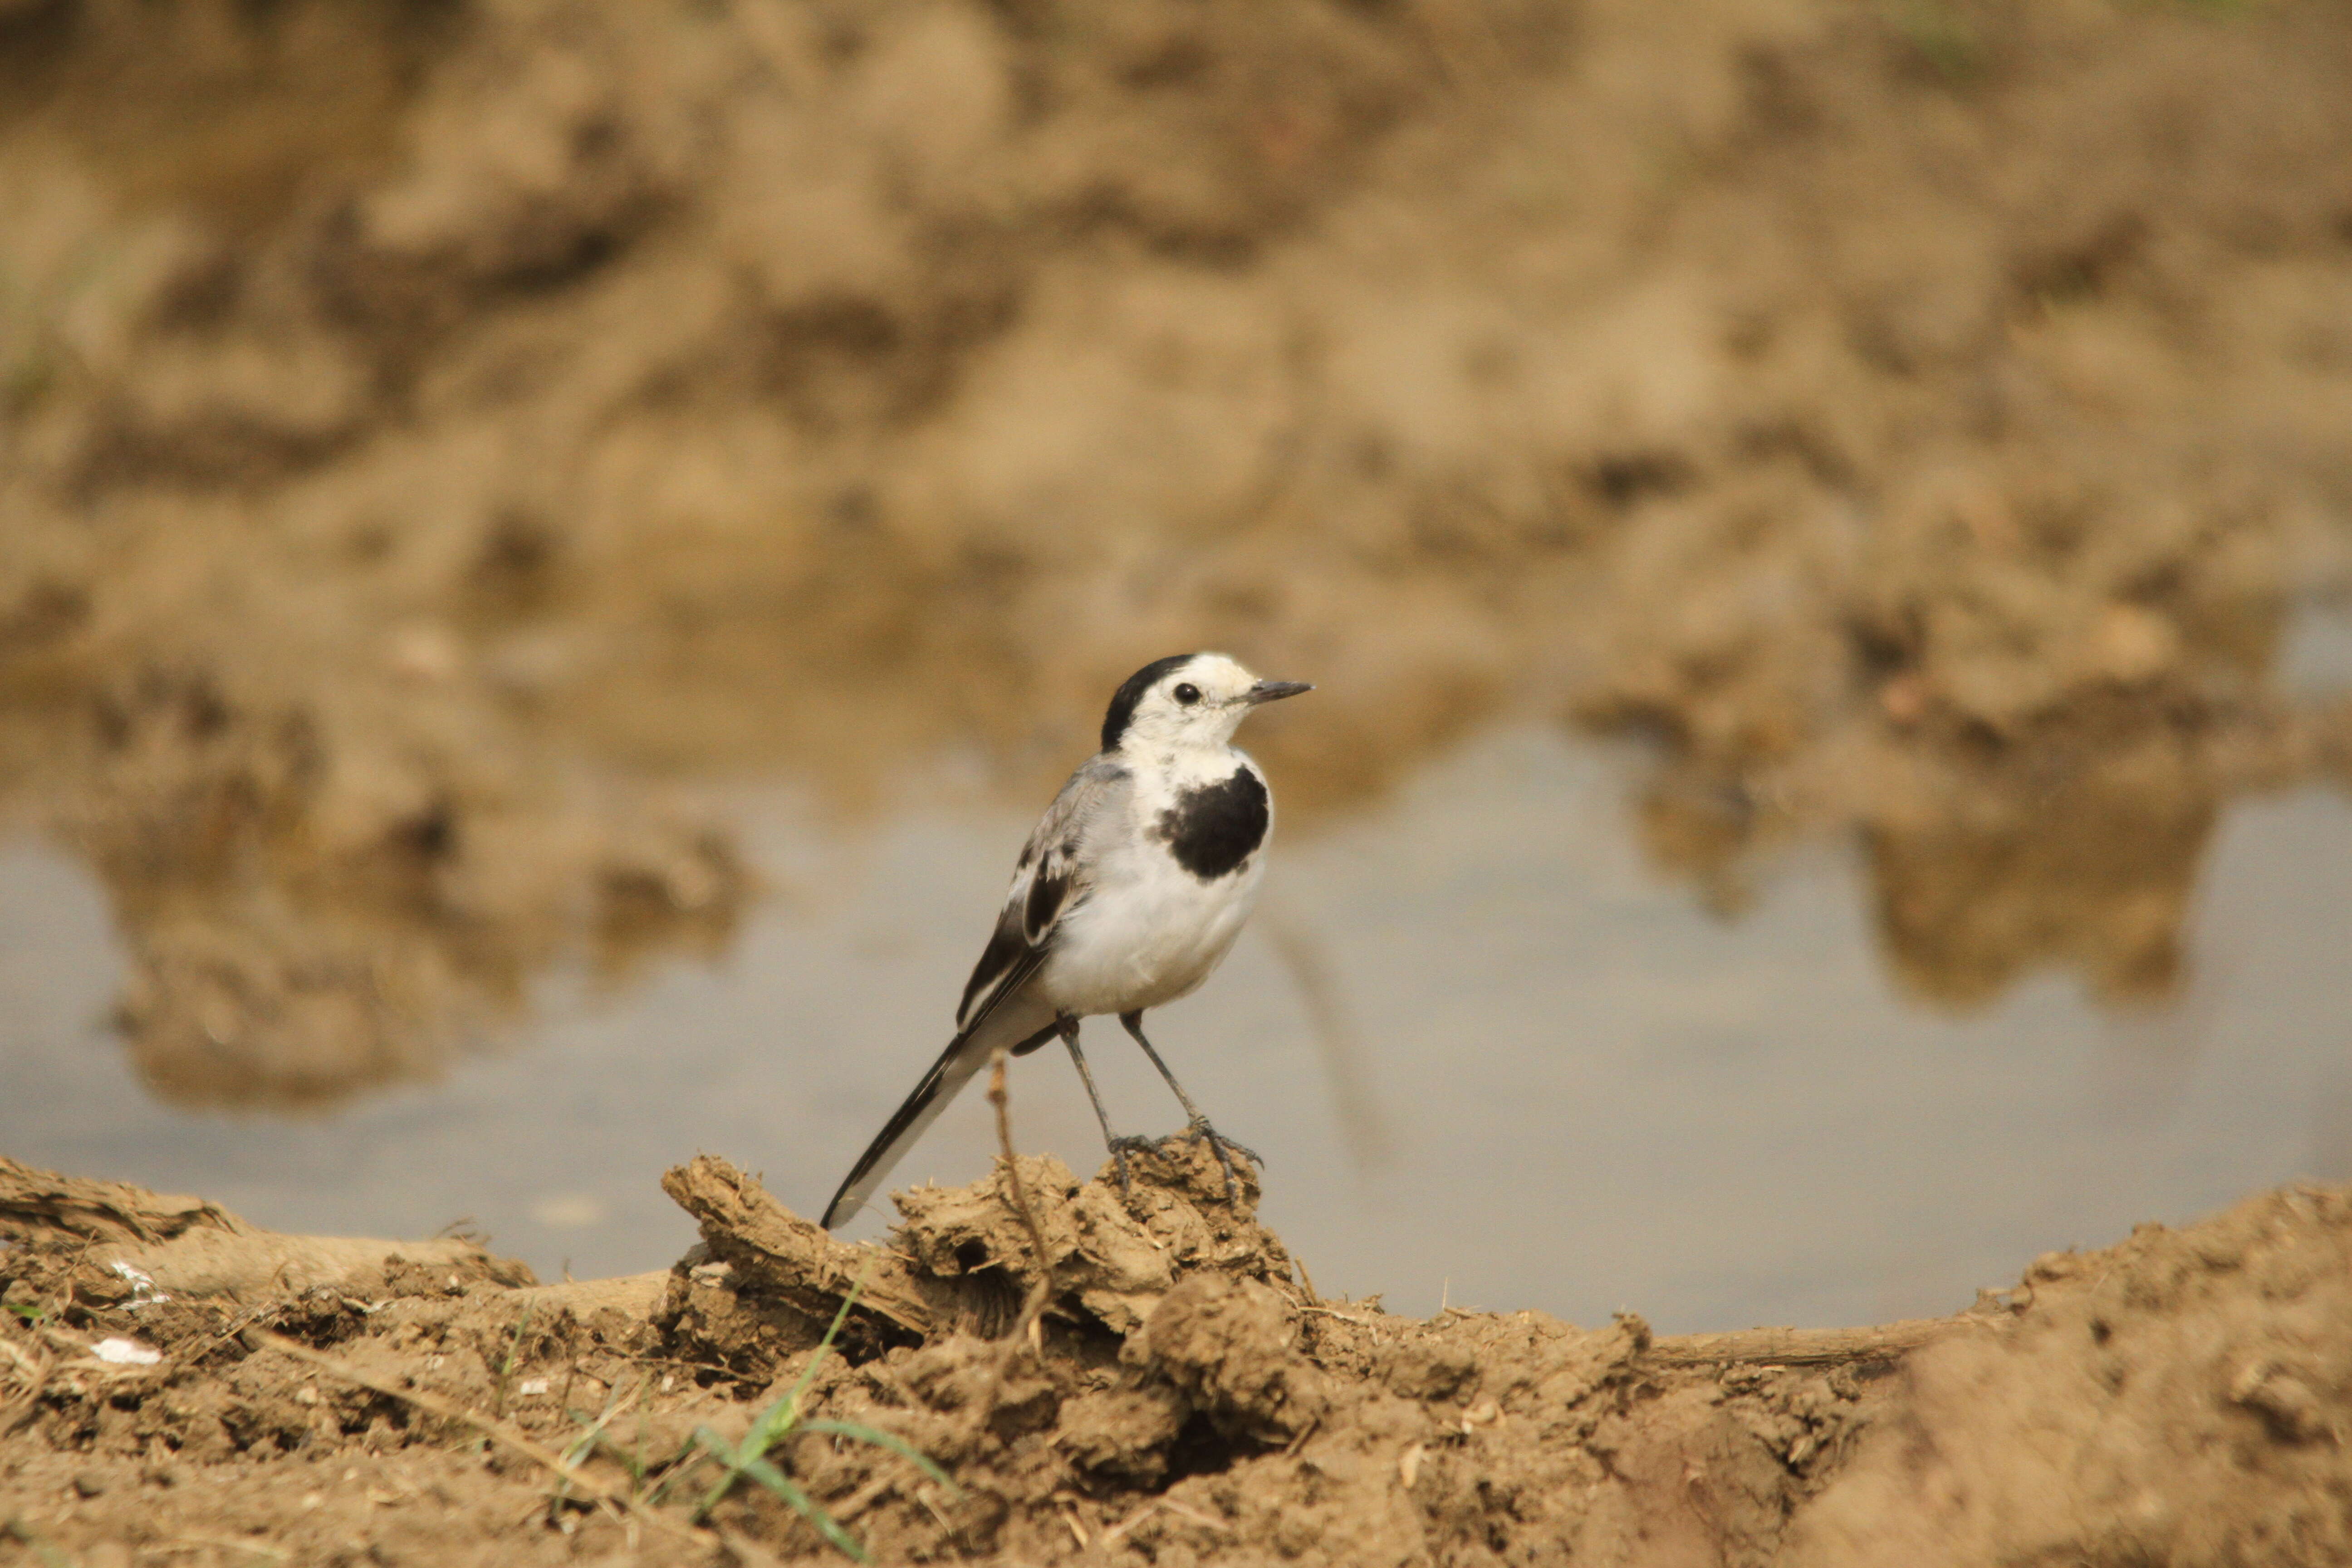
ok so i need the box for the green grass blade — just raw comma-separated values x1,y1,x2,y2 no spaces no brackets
736,1257,878,1468
793,1420,962,1494
695,1471,739,1523
786,1260,874,1409
3,1519,74,1568
740,1388,801,1464
681,1429,742,1518
644,1436,707,1505
490,1302,535,1420
668,1258,902,1556
691,1425,744,1465
742,1457,868,1563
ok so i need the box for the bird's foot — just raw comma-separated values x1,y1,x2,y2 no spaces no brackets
1103,1137,1140,1196
1175,1117,1262,1167
1171,1119,1260,1206
1108,1125,1260,1205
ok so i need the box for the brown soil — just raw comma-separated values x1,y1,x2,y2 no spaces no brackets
5,1148,2348,1566
3,0,2351,1103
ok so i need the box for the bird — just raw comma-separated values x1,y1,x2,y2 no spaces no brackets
820,652,1312,1230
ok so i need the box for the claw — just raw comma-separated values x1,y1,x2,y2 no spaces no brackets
1179,1118,1262,1167
1108,1126,1258,1206
1175,1118,1260,1206
1107,1135,1160,1197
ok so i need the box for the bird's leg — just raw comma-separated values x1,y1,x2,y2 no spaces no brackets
1058,1015,1133,1195
1119,1010,1260,1205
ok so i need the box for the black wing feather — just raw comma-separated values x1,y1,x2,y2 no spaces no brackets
1024,860,1070,946
952,760,1124,1031
958,922,1028,1025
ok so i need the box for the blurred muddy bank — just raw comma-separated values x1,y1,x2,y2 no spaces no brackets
3,0,2351,1099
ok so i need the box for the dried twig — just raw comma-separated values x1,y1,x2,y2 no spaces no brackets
1158,1498,1235,1535
165,1532,290,1562
0,1334,52,1438
1644,1315,1993,1367
1297,1304,1374,1326
966,1050,1063,1446
1100,1499,1161,1547
985,1050,1057,1347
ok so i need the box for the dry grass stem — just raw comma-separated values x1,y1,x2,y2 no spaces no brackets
985,1050,1057,1345
1645,1316,1991,1367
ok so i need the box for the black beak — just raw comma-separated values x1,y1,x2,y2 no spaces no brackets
1244,679,1313,705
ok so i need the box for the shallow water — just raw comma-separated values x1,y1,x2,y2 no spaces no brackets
5,715,2348,1336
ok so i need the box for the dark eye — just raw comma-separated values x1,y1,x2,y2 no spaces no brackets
1172,682,1201,706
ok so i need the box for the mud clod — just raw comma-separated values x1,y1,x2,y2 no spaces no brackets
1058,1382,1190,1481
1135,1272,1325,1443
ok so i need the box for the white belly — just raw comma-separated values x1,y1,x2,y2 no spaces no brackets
1036,845,1264,1018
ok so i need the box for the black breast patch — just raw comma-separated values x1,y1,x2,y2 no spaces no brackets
1156,768,1269,881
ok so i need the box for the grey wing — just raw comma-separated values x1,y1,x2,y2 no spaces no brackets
954,755,1130,1031
820,755,1129,1230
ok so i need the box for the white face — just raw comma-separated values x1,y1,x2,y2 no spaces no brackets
1116,653,1298,753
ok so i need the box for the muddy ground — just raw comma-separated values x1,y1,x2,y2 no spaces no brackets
6,1144,2352,1567
2,0,2351,1102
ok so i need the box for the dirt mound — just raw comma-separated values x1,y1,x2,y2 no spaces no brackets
6,1143,2351,1564
1794,1184,2352,1568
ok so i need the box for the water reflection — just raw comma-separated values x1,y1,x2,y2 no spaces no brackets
1866,772,2210,1006
4,725,2346,1333
33,593,2345,1122
49,666,755,1111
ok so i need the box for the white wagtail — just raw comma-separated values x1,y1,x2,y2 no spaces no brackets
820,653,1312,1229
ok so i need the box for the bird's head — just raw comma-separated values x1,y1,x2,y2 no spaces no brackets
1101,652,1312,755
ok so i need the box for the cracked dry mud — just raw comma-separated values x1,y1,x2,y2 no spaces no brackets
5,1146,2352,1566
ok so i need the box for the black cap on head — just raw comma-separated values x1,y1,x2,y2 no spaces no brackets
1101,653,1198,752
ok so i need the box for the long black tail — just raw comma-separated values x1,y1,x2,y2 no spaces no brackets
821,1009,1069,1227
821,1031,981,1229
